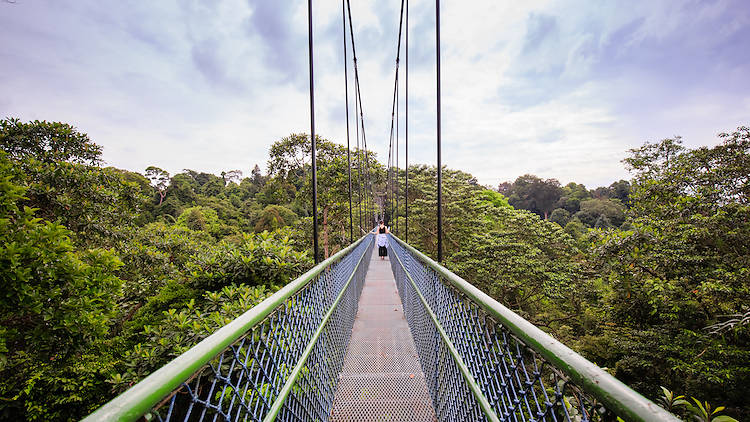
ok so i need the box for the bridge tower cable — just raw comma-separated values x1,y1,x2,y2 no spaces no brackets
345,0,372,228
405,0,409,242
386,0,406,232
355,67,363,233
435,0,443,262
396,0,405,234
396,82,399,235
341,0,354,243
307,0,319,263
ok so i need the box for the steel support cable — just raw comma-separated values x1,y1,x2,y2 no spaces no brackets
396,79,399,235
356,53,374,223
347,30,372,225
354,68,363,233
308,0,320,263
405,0,409,242
435,0,443,262
341,0,354,244
386,0,406,231
345,0,371,228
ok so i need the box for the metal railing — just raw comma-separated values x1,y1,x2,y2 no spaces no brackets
84,234,374,422
387,234,679,422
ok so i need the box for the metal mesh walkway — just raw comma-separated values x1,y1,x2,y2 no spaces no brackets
329,248,436,422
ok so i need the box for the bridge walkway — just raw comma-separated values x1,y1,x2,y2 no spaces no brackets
329,247,436,421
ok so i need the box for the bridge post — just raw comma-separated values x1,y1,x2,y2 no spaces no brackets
308,0,319,263
435,0,442,262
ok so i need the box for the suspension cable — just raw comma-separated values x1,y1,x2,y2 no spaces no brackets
405,0,409,242
307,0,319,263
341,0,354,243
436,0,443,262
346,0,374,229
386,0,406,231
396,76,399,235
354,63,363,233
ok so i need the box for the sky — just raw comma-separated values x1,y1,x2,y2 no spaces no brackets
1,0,749,188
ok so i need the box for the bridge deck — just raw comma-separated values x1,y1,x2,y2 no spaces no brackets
329,247,436,421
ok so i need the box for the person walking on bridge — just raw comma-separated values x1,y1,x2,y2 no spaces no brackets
377,220,390,260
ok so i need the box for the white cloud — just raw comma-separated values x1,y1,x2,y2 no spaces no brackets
1,0,748,188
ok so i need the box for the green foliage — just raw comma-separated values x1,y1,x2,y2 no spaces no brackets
254,204,298,232
477,189,510,208
574,198,626,227
0,118,102,165
504,174,563,219
555,182,592,214
115,222,213,302
177,205,220,232
563,218,585,239
3,117,748,420
145,166,170,205
403,165,584,321
659,387,739,422
0,124,329,418
116,284,272,388
549,208,571,226
0,152,124,420
658,386,689,413
268,133,383,258
449,206,584,318
589,127,750,417
1,119,148,247
685,397,738,422
186,231,311,291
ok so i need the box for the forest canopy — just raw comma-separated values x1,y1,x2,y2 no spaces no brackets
0,118,747,420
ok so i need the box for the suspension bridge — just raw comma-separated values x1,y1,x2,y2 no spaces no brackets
84,1,680,420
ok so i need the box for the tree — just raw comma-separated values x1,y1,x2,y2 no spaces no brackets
221,169,242,186
592,127,750,414
555,182,591,214
593,214,612,229
1,120,147,247
506,174,563,219
254,205,298,232
497,181,512,196
549,208,571,226
145,166,170,205
268,133,382,258
251,164,265,188
574,198,626,227
0,118,102,165
0,152,124,420
608,180,631,206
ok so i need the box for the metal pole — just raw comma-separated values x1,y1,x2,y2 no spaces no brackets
355,75,362,233
405,0,409,243
308,0,319,263
436,0,442,262
342,0,353,243
396,80,399,236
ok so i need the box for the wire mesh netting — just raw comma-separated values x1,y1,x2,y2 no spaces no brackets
149,236,373,422
329,248,436,421
389,236,612,422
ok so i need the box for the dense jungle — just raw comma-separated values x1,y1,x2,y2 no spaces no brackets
0,118,747,420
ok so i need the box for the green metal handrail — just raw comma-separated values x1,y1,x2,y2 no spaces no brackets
84,234,372,422
262,236,370,422
389,237,500,422
389,234,680,422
